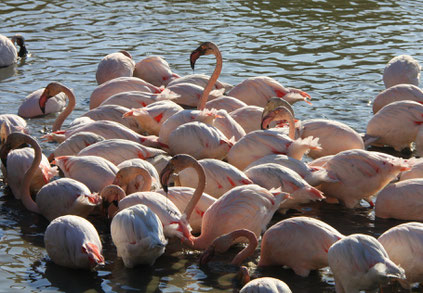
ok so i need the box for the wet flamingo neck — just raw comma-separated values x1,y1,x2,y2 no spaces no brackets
197,44,222,111
52,85,76,132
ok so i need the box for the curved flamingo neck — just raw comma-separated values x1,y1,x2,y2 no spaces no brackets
52,84,76,132
18,135,41,214
182,161,206,222
197,43,222,111
229,229,258,266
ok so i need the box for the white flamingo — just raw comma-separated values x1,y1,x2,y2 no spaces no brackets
44,215,104,269
18,87,67,118
133,55,180,87
383,55,421,89
95,50,135,84
0,34,27,67
373,83,423,114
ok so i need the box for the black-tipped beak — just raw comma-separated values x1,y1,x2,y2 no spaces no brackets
160,164,174,194
190,49,201,70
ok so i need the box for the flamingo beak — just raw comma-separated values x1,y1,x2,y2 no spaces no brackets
190,43,207,70
39,92,49,114
159,164,174,193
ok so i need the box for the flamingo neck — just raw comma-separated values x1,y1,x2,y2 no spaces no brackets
229,230,258,266
197,45,222,111
52,85,76,132
182,162,206,222
21,137,41,214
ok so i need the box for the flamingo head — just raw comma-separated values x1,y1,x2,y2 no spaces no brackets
190,42,216,70
99,184,125,219
39,82,66,114
10,34,27,57
160,154,200,193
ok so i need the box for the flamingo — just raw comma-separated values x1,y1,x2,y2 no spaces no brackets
239,274,292,293
117,158,161,192
44,215,104,269
53,155,118,193
230,105,264,134
383,55,421,89
399,157,423,181
199,229,258,266
205,95,247,113
166,81,224,108
365,100,423,153
227,76,311,107
111,204,167,267
1,133,101,220
0,113,28,145
77,138,166,166
18,87,67,118
262,105,363,159
99,89,179,109
378,222,423,289
245,154,336,187
160,154,289,250
89,76,162,109
49,131,105,161
244,163,325,213
318,149,410,208
328,233,405,293
373,83,423,114
375,179,423,221
0,34,27,67
1,133,58,197
95,50,135,85
167,73,233,93
122,100,183,135
258,216,343,277
176,158,252,199
133,55,180,87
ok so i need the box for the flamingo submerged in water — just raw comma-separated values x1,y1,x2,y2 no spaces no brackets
44,215,104,269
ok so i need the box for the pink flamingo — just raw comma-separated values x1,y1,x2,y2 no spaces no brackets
117,158,161,192
0,34,27,67
1,133,101,220
44,215,104,269
399,158,423,181
318,149,410,208
160,154,289,250
328,233,405,293
133,55,180,87
373,83,423,114
99,88,179,109
239,271,292,293
0,113,28,145
1,133,58,197
375,178,423,220
53,155,118,193
383,55,421,89
205,95,247,113
167,73,233,93
365,100,423,154
259,216,344,277
230,105,264,134
166,81,224,108
244,163,325,213
89,76,162,109
227,76,311,107
111,204,167,267
77,138,166,166
18,87,66,118
378,222,423,289
245,154,336,187
176,158,252,199
49,132,105,161
122,100,183,135
95,50,135,85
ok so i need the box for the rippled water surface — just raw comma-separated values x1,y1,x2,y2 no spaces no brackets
1,0,423,292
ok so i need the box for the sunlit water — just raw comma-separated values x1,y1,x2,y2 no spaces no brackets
0,0,422,292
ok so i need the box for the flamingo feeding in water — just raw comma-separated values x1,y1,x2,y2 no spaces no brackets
133,55,180,87
0,34,28,67
111,204,167,267
328,233,405,293
258,216,344,277
44,215,104,269
378,222,423,289
18,87,67,118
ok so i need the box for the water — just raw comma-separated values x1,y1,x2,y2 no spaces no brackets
0,0,422,292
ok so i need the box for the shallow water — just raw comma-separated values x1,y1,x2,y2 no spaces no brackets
0,0,422,292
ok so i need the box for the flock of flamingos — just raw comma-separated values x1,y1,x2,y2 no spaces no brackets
2,33,423,293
